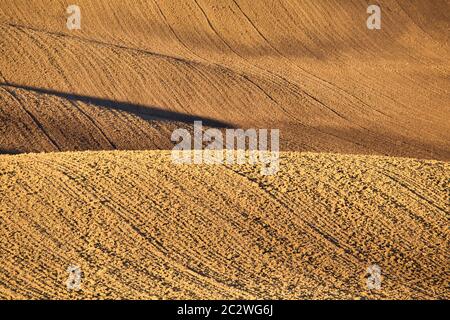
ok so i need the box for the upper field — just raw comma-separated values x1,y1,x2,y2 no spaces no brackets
0,0,449,158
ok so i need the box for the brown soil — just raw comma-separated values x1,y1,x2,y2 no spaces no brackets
0,151,448,299
0,0,449,159
0,0,448,300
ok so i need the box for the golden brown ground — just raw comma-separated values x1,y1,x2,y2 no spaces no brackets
0,151,448,299
0,0,448,300
1,0,449,158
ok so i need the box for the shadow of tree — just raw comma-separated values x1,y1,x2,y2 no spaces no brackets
0,82,234,129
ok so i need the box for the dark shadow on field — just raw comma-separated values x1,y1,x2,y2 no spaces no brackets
0,149,21,155
0,82,233,129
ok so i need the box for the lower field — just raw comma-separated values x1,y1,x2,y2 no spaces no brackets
0,150,448,299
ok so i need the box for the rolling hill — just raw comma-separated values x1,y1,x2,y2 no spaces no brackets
1,0,449,158
0,0,448,300
0,150,448,299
